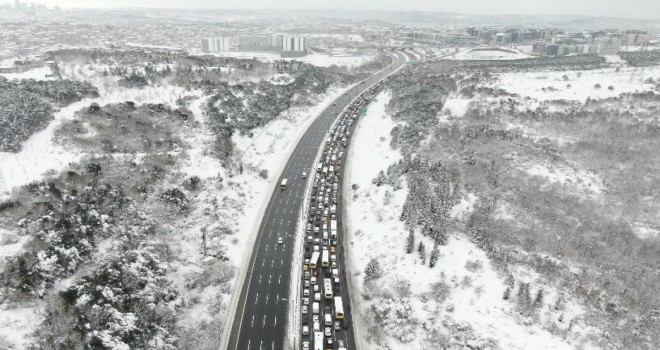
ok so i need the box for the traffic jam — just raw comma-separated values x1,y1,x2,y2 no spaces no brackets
299,80,385,350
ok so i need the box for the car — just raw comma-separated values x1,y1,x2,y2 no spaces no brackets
313,285,319,292
310,276,317,285
338,340,345,347
302,172,307,179
314,292,321,301
331,261,337,268
330,246,336,253
324,327,332,337
302,305,308,314
303,297,310,305
313,315,320,323
314,226,320,234
304,280,310,288
302,341,310,350
303,288,310,297
334,321,341,331
278,237,283,244
302,325,309,336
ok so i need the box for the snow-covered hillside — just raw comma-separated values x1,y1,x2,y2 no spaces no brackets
344,91,600,349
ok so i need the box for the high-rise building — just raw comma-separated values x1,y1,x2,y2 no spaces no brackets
201,37,231,53
238,34,272,51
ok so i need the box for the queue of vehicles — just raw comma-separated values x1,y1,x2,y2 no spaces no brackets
300,80,385,350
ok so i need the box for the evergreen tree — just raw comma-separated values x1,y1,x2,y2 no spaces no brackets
503,286,511,300
364,258,383,282
418,242,426,260
406,230,415,254
534,288,545,308
429,245,439,268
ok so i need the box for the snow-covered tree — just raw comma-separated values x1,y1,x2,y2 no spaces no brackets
364,258,383,282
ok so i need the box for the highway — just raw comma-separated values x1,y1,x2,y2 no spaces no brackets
226,50,410,350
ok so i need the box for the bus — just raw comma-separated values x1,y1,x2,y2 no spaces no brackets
321,249,329,268
280,178,288,190
334,296,344,320
310,251,320,269
323,278,333,299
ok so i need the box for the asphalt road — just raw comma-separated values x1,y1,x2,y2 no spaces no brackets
227,50,410,350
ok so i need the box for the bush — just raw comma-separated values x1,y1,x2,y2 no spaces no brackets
364,258,383,282
161,188,189,211
35,247,178,350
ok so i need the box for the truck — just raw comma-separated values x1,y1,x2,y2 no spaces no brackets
310,251,320,269
330,220,338,240
314,332,324,350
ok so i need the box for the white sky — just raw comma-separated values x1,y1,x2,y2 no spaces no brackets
21,0,660,20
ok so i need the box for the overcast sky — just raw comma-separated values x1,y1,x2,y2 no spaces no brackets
32,0,660,20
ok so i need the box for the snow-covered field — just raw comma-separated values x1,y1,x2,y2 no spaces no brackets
0,66,55,81
195,51,375,68
344,91,598,349
0,85,193,198
447,48,533,61
491,66,658,102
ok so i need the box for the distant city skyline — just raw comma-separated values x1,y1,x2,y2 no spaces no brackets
10,0,660,21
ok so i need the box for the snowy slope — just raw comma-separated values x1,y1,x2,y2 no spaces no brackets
344,91,598,349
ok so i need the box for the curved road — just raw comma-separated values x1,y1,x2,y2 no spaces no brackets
226,50,411,350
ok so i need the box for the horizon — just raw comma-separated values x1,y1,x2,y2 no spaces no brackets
6,0,660,21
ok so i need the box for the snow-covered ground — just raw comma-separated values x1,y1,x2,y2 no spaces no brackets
492,66,658,102
294,53,375,68
0,66,55,81
193,51,375,68
0,85,193,198
447,48,533,61
344,91,598,349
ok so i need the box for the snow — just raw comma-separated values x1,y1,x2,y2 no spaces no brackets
303,33,365,42
492,66,659,102
448,48,533,61
0,228,30,260
293,53,375,68
442,95,472,117
520,160,605,196
632,224,660,240
0,85,195,198
0,304,44,349
344,90,597,349
193,51,375,68
0,66,55,81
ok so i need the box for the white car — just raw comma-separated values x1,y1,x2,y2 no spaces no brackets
303,297,309,305
324,327,332,337
278,237,283,244
302,305,308,314
302,172,307,179
302,341,310,350
304,280,310,288
334,321,341,331
313,285,319,292
310,276,317,285
303,288,310,297
314,292,321,301
302,325,309,336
